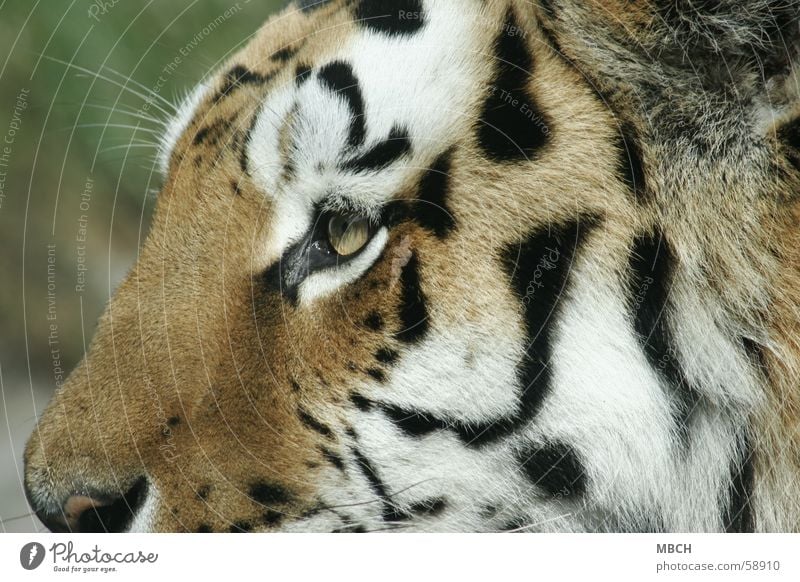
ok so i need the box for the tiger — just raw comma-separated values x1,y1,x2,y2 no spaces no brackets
23,0,800,533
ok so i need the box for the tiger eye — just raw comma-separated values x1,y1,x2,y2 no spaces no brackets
327,214,371,256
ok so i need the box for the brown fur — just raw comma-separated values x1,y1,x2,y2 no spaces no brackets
25,0,800,531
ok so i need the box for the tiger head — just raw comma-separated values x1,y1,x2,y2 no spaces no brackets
24,0,800,532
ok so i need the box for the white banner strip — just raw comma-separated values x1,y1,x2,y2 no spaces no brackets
2,534,797,581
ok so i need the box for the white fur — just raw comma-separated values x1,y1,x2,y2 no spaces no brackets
126,485,159,533
158,82,210,174
364,324,525,421
299,227,389,305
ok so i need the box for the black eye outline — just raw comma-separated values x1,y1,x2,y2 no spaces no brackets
326,212,375,257
306,209,377,270
261,206,380,304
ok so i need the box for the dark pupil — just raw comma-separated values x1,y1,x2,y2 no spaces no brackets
332,216,351,239
330,214,363,245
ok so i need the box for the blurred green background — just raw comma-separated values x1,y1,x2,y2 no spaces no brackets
0,0,286,532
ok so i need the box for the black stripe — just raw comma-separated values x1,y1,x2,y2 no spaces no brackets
724,433,754,532
350,444,404,521
192,118,232,146
332,524,367,533
366,368,386,382
239,111,260,174
413,149,456,239
350,393,373,411
295,63,313,85
249,482,292,506
395,251,429,343
377,149,454,239
628,231,701,442
341,125,411,173
518,442,587,498
778,117,800,173
452,420,515,446
407,498,446,517
354,0,425,36
617,123,647,200
375,347,399,365
477,9,550,162
382,405,448,437
502,218,594,422
498,517,528,532
538,0,556,18
318,61,366,148
298,408,334,438
271,44,300,62
779,117,800,149
214,65,273,104
741,337,768,373
382,403,513,447
320,446,345,471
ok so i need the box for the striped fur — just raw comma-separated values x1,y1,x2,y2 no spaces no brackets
24,0,800,532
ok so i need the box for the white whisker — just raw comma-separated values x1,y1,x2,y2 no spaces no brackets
97,63,179,111
101,143,159,154
82,103,166,126
37,55,175,117
502,512,575,533
318,478,435,513
68,123,163,135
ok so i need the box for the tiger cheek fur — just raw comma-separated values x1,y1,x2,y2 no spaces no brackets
23,0,800,532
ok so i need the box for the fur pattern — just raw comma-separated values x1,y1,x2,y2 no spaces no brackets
24,0,800,532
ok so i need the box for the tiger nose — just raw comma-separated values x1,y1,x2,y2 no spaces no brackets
29,478,148,533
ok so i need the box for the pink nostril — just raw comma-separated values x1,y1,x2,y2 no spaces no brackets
62,495,109,528
31,478,148,533
34,494,113,533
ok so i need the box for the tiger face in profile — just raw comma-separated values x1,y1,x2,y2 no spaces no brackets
24,0,800,532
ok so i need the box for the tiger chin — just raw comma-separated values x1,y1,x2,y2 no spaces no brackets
24,0,800,533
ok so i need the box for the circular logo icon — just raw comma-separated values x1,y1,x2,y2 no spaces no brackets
20,542,46,570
